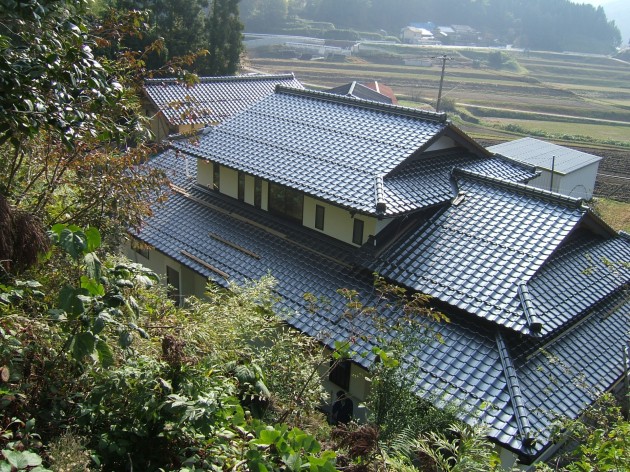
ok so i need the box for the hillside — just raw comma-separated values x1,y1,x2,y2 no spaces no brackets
242,0,623,54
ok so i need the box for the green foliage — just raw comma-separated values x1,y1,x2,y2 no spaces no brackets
415,423,504,472
48,224,156,365
111,0,243,75
538,393,630,472
248,423,336,471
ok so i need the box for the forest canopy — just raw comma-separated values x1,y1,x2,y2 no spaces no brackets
241,0,622,54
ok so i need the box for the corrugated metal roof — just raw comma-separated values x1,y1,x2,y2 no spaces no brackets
487,137,602,174
144,74,304,126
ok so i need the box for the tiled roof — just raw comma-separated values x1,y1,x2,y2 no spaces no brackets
510,289,629,457
381,151,537,214
362,81,399,105
370,169,592,335
144,74,304,126
173,88,535,216
526,229,630,334
135,149,629,460
326,81,394,104
487,137,602,174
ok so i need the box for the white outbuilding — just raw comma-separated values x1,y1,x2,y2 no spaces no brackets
488,137,602,200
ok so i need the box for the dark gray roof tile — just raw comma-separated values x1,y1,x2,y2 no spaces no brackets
370,170,587,335
144,74,304,126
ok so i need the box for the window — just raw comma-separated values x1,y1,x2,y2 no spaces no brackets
131,238,149,259
238,171,245,202
315,205,325,230
254,177,262,208
268,182,303,222
352,218,364,245
166,266,181,305
329,359,351,391
212,162,220,191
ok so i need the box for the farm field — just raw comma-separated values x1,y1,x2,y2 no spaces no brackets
246,46,630,206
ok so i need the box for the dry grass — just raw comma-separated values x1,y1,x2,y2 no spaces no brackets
592,198,630,233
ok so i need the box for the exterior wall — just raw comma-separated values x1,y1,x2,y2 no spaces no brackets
125,241,208,303
319,351,371,423
557,163,598,200
198,159,213,188
426,136,456,151
525,163,598,200
303,196,377,246
221,166,239,199
176,123,205,135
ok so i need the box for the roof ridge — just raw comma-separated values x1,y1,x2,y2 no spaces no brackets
496,332,536,449
145,73,297,85
452,168,584,209
274,85,448,123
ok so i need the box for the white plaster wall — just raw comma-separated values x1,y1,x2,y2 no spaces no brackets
303,196,377,245
220,166,238,199
557,163,598,200
197,159,212,188
124,242,208,300
426,136,456,152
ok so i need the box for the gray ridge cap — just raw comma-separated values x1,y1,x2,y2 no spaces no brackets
145,73,299,86
517,283,543,333
451,167,584,209
496,331,535,449
273,85,448,123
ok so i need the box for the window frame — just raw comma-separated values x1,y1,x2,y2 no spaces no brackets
315,204,325,231
212,162,220,191
254,177,262,208
238,171,246,202
166,266,181,305
268,182,304,223
329,359,351,391
352,218,364,245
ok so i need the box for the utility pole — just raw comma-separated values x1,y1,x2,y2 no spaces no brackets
434,55,451,112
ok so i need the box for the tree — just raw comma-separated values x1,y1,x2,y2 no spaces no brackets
0,0,167,259
198,0,243,75
111,0,243,75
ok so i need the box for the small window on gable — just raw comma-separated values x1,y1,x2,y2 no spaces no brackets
131,238,150,259
315,205,325,231
329,359,351,391
212,163,220,191
238,171,245,202
254,177,262,208
352,218,364,246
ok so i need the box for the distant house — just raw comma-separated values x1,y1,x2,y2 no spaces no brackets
142,74,304,141
130,87,629,469
326,81,394,104
450,24,480,43
362,81,399,105
488,137,602,200
401,26,435,44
